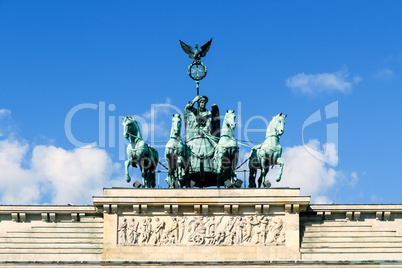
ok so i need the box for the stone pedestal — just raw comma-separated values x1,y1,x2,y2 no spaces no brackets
93,188,310,261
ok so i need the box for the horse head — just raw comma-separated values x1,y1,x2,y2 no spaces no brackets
122,116,141,140
224,110,236,130
171,114,182,138
267,113,287,137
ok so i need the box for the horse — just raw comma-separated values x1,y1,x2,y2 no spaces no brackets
248,113,287,188
164,114,190,188
122,116,159,188
214,110,239,188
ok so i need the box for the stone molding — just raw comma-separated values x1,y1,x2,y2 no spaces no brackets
93,188,310,216
0,205,99,222
310,204,402,221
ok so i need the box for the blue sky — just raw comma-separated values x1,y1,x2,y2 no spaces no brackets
1,1,402,205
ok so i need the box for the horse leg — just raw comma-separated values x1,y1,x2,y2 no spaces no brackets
151,148,159,188
125,159,132,183
248,164,257,188
216,163,222,188
165,152,174,188
259,157,270,188
139,158,147,188
174,167,180,188
276,157,284,182
231,148,239,184
221,155,232,187
172,155,181,188
215,150,224,188
177,156,185,188
230,167,238,185
257,158,264,188
149,167,156,188
183,153,190,188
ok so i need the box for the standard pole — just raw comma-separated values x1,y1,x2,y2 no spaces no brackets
196,81,200,96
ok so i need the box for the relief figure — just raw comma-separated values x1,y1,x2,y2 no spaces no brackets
118,218,128,245
117,215,286,246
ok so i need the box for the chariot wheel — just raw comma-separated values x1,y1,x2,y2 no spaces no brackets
193,234,204,245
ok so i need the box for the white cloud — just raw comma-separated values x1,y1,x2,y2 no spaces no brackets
0,139,38,204
314,196,333,204
384,54,402,63
0,109,11,118
0,108,145,205
31,145,123,204
0,137,126,205
372,68,394,80
336,170,359,188
285,69,360,96
267,140,338,203
0,109,16,138
350,171,359,186
353,76,362,84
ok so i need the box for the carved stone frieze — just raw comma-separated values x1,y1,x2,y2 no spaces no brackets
117,215,285,246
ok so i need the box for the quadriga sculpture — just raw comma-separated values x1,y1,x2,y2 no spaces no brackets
248,113,287,188
165,114,190,188
123,116,159,188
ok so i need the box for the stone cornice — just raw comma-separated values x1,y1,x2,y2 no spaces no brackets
310,204,402,212
0,205,97,214
93,188,311,214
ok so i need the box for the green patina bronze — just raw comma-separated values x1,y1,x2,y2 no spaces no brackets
214,110,239,187
248,113,287,188
179,38,213,94
184,95,221,187
179,39,212,67
165,114,190,188
162,98,242,188
123,116,159,188
122,39,287,189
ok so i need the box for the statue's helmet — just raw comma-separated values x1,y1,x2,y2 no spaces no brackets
199,96,208,103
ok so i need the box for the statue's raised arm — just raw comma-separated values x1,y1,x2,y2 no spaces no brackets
185,95,213,138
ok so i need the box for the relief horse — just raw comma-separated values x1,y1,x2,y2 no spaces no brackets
123,116,159,188
165,114,190,188
248,113,287,188
214,110,239,188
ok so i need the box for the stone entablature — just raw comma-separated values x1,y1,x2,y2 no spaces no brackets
0,205,103,262
93,188,309,261
301,204,402,261
1,189,402,266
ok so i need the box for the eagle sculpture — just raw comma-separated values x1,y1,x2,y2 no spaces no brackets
179,38,213,61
